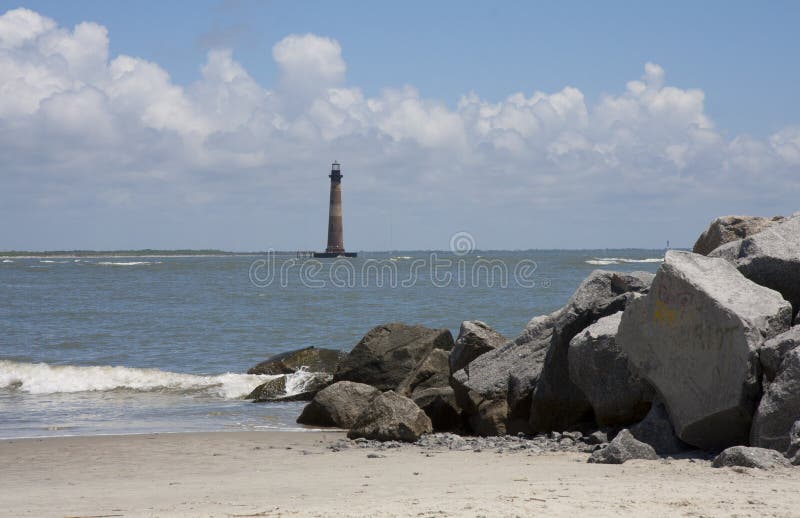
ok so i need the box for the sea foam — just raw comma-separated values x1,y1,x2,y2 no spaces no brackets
586,257,664,265
0,360,301,399
96,261,159,266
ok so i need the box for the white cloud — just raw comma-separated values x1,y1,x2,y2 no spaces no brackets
0,7,55,48
0,7,798,249
272,33,345,113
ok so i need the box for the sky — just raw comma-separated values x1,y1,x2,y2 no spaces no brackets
1,1,799,251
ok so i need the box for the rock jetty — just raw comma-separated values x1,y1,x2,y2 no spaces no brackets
249,212,800,465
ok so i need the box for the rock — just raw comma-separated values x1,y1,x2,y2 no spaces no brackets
617,250,792,449
530,271,655,432
759,326,800,382
411,386,462,432
452,270,654,436
692,215,784,256
334,323,454,391
710,214,800,315
751,348,800,452
584,430,608,445
711,446,791,469
449,321,507,373
248,346,348,375
247,372,332,402
588,429,659,464
786,421,800,462
246,376,286,400
451,318,549,436
397,348,451,396
568,311,654,427
348,391,433,442
296,381,379,428
630,400,687,455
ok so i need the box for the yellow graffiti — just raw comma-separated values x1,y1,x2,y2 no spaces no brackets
653,299,677,327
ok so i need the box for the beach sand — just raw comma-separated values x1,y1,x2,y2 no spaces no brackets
1,431,798,517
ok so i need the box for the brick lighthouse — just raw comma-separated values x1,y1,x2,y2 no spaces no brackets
314,161,356,258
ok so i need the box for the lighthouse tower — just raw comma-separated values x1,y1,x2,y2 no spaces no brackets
314,162,356,258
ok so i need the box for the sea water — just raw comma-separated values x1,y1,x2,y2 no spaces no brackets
0,250,664,438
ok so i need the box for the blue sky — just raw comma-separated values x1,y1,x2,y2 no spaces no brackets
1,1,799,250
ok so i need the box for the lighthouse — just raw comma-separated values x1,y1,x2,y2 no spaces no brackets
314,162,356,258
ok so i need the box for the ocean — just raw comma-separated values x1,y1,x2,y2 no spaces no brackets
0,250,664,439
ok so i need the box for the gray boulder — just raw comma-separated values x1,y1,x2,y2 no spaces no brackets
246,376,286,400
412,386,462,432
759,326,800,382
452,270,654,436
248,346,348,375
617,250,792,449
530,270,655,432
247,372,332,402
348,391,433,442
786,421,800,463
588,429,659,464
397,348,451,396
334,323,454,391
630,400,687,455
449,321,507,373
751,348,800,452
568,311,654,427
710,214,800,315
693,215,784,256
712,446,792,469
296,381,379,428
450,316,550,436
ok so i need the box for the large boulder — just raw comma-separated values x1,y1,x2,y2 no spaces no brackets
397,348,451,396
759,326,800,382
693,215,784,256
568,311,654,427
451,315,550,436
751,348,800,452
411,386,462,432
630,399,688,455
334,323,454,391
617,250,793,449
452,270,654,436
449,321,507,373
710,214,800,315
347,391,433,442
588,429,659,464
248,346,348,375
712,446,792,470
296,381,379,428
529,270,655,432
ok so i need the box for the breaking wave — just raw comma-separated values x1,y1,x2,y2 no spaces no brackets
586,257,664,266
0,360,310,399
96,261,160,266
1,259,12,263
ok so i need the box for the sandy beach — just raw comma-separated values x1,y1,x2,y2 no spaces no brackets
1,431,798,518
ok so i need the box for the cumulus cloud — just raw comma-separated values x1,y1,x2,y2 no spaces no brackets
0,7,798,249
